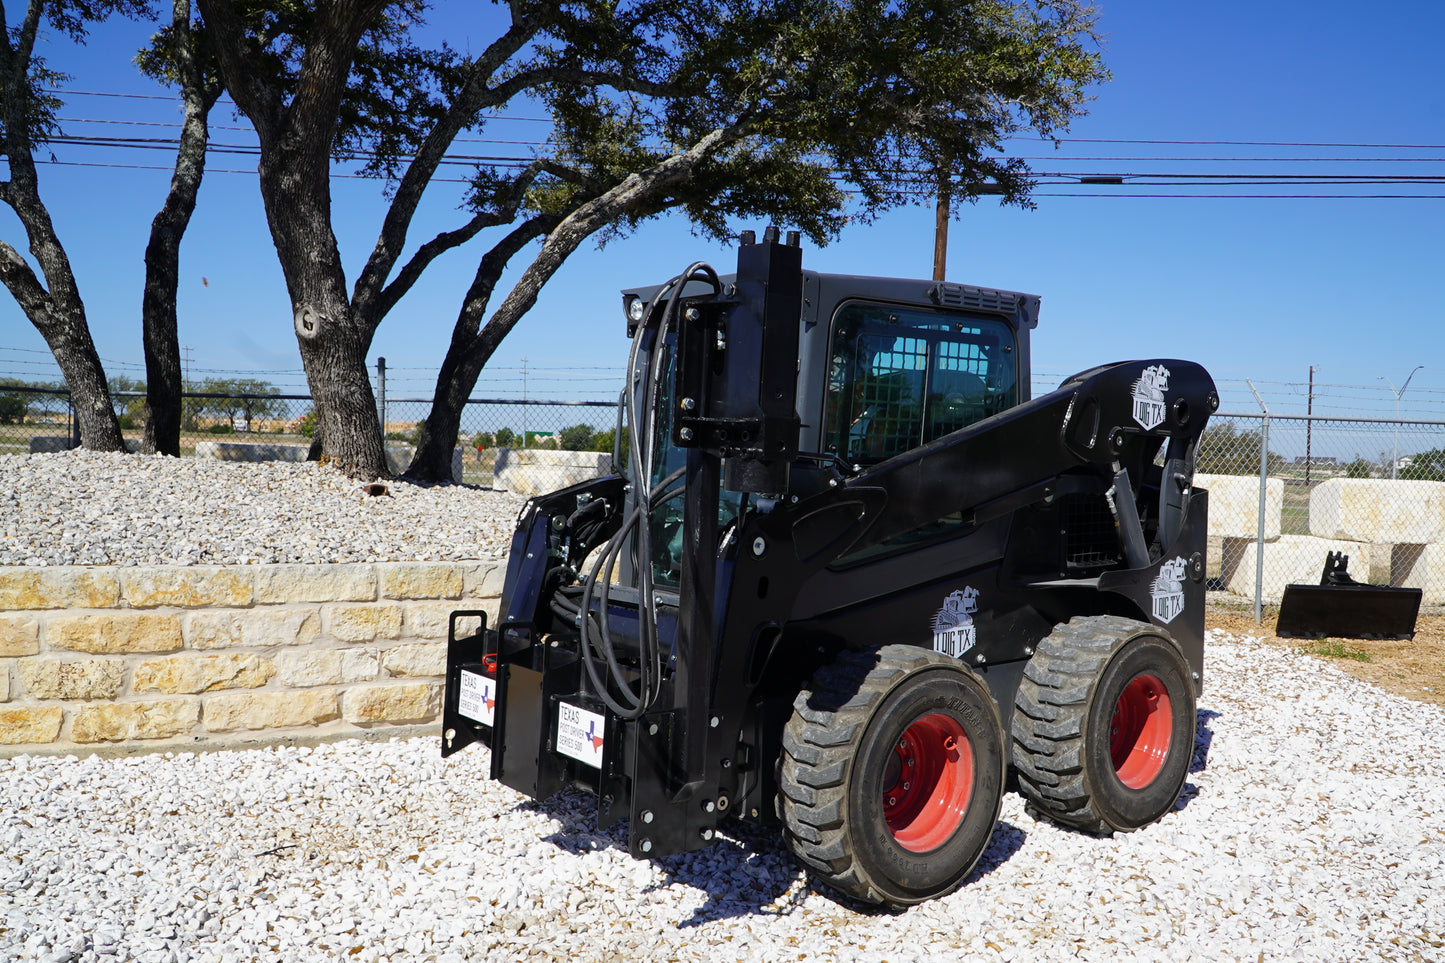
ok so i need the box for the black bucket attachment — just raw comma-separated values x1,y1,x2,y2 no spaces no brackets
1275,552,1422,640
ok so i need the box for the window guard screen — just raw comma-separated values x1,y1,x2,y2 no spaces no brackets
824,304,1018,466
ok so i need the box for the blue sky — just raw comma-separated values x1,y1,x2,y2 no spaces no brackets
1,0,1442,420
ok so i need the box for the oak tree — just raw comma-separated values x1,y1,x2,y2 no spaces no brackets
195,0,1107,480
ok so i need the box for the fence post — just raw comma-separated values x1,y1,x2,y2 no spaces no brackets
1247,380,1269,624
376,357,387,436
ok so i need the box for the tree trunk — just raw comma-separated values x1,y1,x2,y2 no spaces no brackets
0,224,125,454
259,160,389,478
142,0,215,457
46,313,126,451
294,300,389,478
0,10,125,453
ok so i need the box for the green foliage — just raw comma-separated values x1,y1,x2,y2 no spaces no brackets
1,2,150,151
1400,448,1445,482
0,396,25,425
0,378,68,423
1197,423,1286,477
295,409,318,438
1295,640,1374,663
557,423,598,451
189,377,285,429
493,427,517,448
1345,458,1374,479
592,426,630,466
207,423,233,434
521,0,1108,246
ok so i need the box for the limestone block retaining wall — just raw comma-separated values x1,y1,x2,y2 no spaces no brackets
0,561,503,756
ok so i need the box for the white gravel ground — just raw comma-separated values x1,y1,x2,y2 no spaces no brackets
4,632,1443,963
3,451,1444,961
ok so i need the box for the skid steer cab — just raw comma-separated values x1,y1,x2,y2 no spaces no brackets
443,227,1217,908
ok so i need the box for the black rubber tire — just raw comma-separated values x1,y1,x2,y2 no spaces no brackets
1011,615,1196,835
778,645,1005,907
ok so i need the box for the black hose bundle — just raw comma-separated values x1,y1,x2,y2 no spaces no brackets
577,262,720,719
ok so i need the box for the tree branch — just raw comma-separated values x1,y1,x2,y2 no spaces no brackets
287,0,389,171
193,0,284,139
374,161,547,320
474,123,746,357
350,12,543,324
0,237,52,322
485,64,686,111
14,0,44,67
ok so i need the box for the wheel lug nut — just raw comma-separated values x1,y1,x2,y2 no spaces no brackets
902,781,911,791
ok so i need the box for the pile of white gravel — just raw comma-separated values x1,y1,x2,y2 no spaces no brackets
3,451,1445,961
0,451,526,566
3,640,1442,961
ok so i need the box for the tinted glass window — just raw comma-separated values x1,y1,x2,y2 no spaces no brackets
824,304,1017,465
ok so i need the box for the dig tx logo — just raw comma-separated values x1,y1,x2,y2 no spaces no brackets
932,587,980,659
1132,364,1171,431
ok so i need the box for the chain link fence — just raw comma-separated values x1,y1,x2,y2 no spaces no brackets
0,385,622,491
6,382,1445,614
1202,413,1445,616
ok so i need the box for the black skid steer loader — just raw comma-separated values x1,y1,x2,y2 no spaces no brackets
443,228,1217,907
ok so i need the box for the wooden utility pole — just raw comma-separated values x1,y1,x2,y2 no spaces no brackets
933,171,951,281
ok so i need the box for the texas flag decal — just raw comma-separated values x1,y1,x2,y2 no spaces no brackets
557,702,606,768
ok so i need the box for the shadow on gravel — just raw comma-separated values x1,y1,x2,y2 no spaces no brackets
1192,709,1219,774
1175,708,1220,814
526,788,1031,923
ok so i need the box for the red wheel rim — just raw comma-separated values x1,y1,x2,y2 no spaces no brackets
882,712,974,853
1110,673,1173,789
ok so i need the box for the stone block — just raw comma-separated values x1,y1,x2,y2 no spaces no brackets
379,564,463,601
1398,543,1445,604
460,562,507,599
492,448,612,497
184,612,243,650
1225,534,1364,603
238,609,320,648
120,567,253,608
342,683,436,725
1195,473,1282,540
1309,478,1445,544
203,691,339,732
274,649,379,687
325,603,403,642
0,706,63,744
402,602,488,641
0,568,120,610
19,658,125,700
29,437,140,454
27,435,79,454
0,663,9,703
380,444,463,483
133,654,275,694
50,614,183,654
382,643,446,678
0,616,40,656
194,440,308,463
72,700,199,743
252,564,377,604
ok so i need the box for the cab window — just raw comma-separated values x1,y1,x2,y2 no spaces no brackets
824,304,1018,466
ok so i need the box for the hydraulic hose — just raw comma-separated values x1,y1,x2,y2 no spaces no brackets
577,262,720,719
